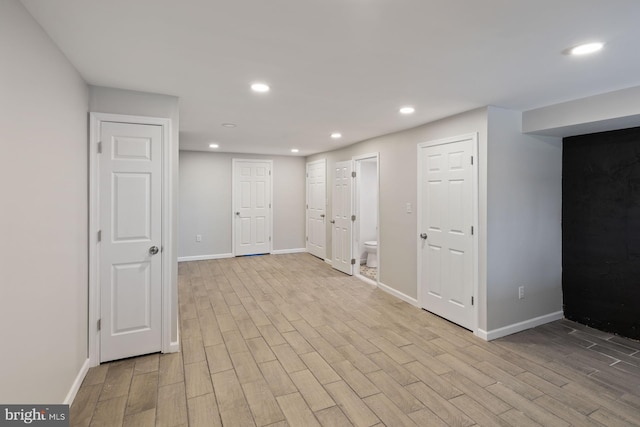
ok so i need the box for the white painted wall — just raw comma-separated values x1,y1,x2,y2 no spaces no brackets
179,151,306,259
486,107,563,331
523,85,640,137
89,86,180,346
0,0,88,403
357,160,378,262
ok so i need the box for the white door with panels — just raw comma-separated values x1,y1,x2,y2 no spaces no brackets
332,160,353,275
99,121,163,362
418,134,476,331
306,160,326,259
234,160,272,256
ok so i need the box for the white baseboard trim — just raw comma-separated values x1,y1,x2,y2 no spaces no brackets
324,259,332,265
178,253,233,262
64,358,90,405
355,274,377,287
477,310,564,341
377,281,419,307
271,248,307,255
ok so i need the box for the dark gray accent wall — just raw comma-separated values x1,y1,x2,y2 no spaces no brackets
563,126,640,340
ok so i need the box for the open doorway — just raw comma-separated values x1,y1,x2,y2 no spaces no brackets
353,153,379,285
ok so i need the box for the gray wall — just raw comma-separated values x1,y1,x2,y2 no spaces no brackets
0,0,89,403
178,151,306,258
486,107,563,331
89,86,181,345
307,108,489,324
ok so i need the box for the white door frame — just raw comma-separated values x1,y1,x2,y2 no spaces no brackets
352,153,380,285
306,159,326,260
417,133,479,335
231,158,274,256
89,112,176,366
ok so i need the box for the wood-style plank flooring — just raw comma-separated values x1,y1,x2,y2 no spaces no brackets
71,253,640,426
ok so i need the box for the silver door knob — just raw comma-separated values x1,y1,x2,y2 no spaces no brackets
330,220,335,224
149,246,159,255
420,233,428,240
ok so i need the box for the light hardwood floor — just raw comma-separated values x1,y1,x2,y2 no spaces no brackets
71,253,640,426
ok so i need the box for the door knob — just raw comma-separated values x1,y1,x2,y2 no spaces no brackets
420,233,428,240
149,246,159,255
235,212,240,216
330,220,335,224
320,214,325,218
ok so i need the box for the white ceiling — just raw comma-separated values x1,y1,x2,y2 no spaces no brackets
22,0,640,156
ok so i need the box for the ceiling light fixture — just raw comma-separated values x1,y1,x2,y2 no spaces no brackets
251,82,270,92
567,42,604,56
291,148,299,153
399,106,415,114
331,133,342,139
221,123,237,128
209,143,219,148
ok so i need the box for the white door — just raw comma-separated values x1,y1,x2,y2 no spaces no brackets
234,160,272,256
100,121,163,362
419,135,476,330
306,160,326,259
332,161,353,275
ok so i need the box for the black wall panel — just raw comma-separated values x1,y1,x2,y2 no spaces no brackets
563,126,640,340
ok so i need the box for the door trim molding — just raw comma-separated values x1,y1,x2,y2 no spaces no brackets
417,133,479,335
352,153,380,284
231,158,274,256
305,158,326,260
89,112,175,366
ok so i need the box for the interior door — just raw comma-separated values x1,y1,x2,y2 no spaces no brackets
332,160,353,275
419,136,475,330
306,160,326,259
100,121,163,362
234,160,272,256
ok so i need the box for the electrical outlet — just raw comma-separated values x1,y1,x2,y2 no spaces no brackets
518,286,524,299
196,234,202,242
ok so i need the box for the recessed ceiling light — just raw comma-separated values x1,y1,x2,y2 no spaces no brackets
221,123,236,128
291,148,299,153
399,106,415,114
251,83,270,93
567,42,604,56
331,133,342,139
209,143,219,149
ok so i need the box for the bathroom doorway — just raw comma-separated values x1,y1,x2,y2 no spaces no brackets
353,153,379,285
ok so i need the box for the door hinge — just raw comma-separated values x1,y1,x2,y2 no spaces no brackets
269,236,271,242
97,318,101,331
471,155,474,165
269,203,272,208
351,215,356,221
269,170,271,176
471,296,474,306
97,230,102,242
306,173,309,178
351,258,356,265
306,204,308,209
306,236,308,241
97,141,102,154
352,171,356,178
471,226,474,235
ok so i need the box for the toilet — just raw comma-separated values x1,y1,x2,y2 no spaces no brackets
364,241,378,268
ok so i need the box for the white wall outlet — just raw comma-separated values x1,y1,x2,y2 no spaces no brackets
406,202,412,213
196,234,202,242
518,286,524,299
